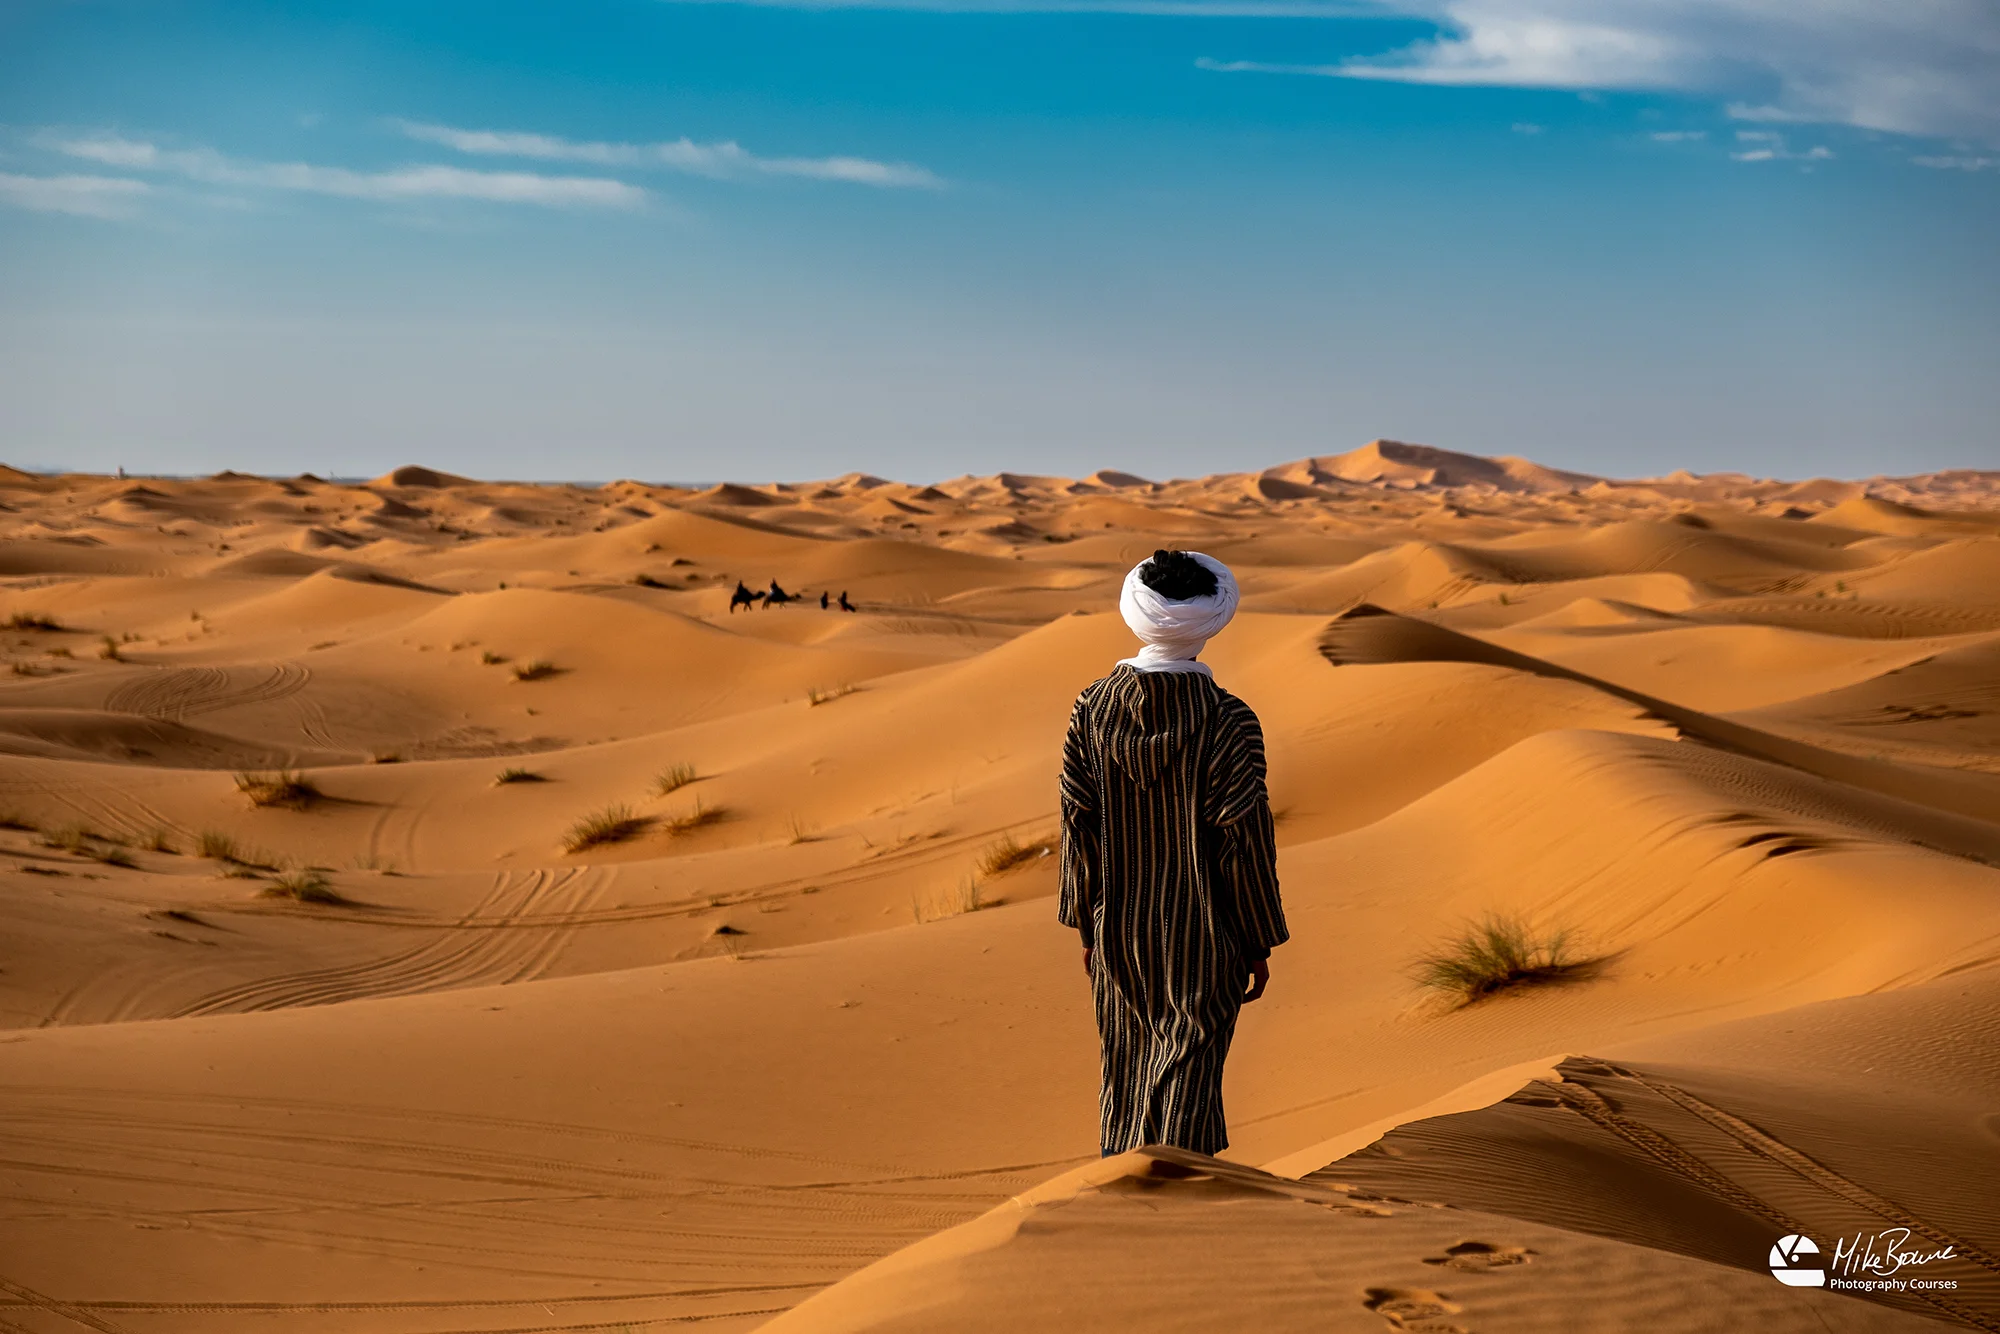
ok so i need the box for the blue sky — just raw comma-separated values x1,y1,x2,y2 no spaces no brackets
1,0,1996,482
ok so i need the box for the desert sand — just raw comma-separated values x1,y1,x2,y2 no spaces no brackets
0,439,1996,1332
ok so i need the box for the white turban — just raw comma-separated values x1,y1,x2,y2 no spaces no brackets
1116,551,1239,675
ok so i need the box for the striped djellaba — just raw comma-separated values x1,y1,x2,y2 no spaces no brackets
1059,664,1287,1157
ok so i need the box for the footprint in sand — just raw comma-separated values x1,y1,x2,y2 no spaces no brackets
1424,1240,1534,1271
1362,1286,1468,1333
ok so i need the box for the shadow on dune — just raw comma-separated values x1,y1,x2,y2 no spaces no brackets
1318,605,2000,857
1315,973,2000,1331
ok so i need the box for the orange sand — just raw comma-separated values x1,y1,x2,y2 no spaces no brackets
1,440,1996,1332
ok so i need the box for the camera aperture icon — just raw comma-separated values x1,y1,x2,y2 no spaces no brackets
1771,1234,1826,1287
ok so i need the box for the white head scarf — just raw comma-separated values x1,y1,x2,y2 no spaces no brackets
1116,551,1239,675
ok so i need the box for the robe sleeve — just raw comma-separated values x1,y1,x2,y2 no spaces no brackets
1205,701,1288,959
1057,693,1101,949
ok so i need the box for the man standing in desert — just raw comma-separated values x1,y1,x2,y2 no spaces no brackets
1059,549,1288,1157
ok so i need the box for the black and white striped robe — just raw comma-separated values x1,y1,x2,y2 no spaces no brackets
1059,664,1288,1157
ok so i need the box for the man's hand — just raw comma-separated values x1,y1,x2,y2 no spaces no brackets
1244,958,1270,1003
1082,946,1094,978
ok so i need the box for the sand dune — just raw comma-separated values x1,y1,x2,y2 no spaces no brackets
1813,495,2000,539
763,1150,1949,1333
1,447,1997,1331
777,973,2000,1332
1741,637,2000,773
1318,605,2000,833
1266,440,1603,494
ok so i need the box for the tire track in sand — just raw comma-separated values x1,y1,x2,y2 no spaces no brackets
0,1273,129,1333
0,1086,1065,1317
170,867,605,1017
103,662,309,723
1539,1062,2000,1333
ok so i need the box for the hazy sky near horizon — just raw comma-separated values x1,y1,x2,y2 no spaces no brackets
2,0,1997,483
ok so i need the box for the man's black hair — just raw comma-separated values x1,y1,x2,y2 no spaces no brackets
1138,549,1219,601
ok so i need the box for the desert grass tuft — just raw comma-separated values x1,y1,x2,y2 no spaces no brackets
195,829,240,861
1411,914,1604,1007
661,798,725,837
494,766,545,785
512,659,560,682
235,770,321,810
6,611,63,631
98,635,124,661
0,812,38,832
481,650,509,665
652,763,697,796
39,823,98,854
259,869,350,905
976,832,1051,878
805,683,857,707
562,803,646,853
911,876,983,925
36,823,137,866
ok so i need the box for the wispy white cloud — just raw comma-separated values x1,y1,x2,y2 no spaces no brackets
48,135,647,209
1332,11,1690,87
1649,129,1707,141
0,171,149,218
1723,101,1814,125
1194,57,1334,76
662,0,1385,12
392,121,944,189
1510,121,1544,134
1913,154,1995,171
1726,129,1833,163
1198,2,2000,146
